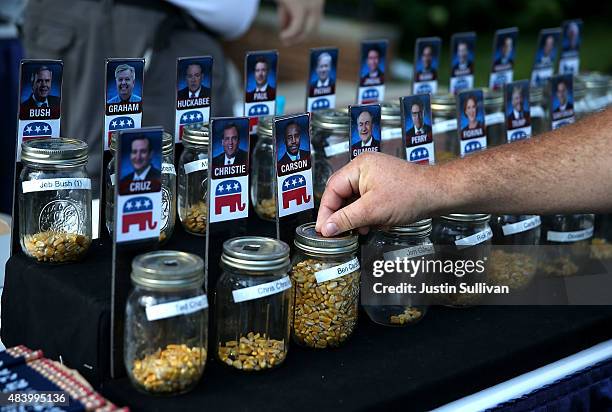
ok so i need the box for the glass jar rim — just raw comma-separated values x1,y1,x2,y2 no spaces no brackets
131,250,204,290
221,236,290,274
294,222,358,255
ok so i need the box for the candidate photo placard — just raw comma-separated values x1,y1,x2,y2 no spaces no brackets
530,28,561,87
349,104,381,160
457,89,487,157
413,37,441,95
306,47,338,112
104,58,144,150
209,117,250,223
504,80,532,142
489,27,518,90
175,56,212,143
401,94,434,165
550,74,575,130
559,20,582,75
244,50,278,119
450,32,476,95
357,40,387,104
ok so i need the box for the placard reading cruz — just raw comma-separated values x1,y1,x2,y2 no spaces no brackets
530,28,561,87
504,80,531,142
457,89,487,157
306,47,338,112
104,58,144,150
209,117,250,223
114,128,162,243
349,104,381,160
449,32,476,95
357,40,387,104
244,50,278,119
550,74,575,130
489,27,518,90
17,60,63,159
559,20,582,75
175,56,212,143
274,113,314,218
401,94,434,165
413,37,441,95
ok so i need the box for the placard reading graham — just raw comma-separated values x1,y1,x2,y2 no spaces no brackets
489,27,518,90
175,56,212,143
457,89,487,157
559,20,582,75
244,50,278,119
550,74,575,130
349,104,381,160
401,94,435,165
413,37,441,95
450,32,476,95
105,58,144,150
357,40,387,104
306,47,338,112
530,28,561,87
504,80,532,142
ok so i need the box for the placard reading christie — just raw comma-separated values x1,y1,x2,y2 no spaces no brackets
559,20,582,75
449,32,476,95
401,94,435,165
530,28,561,87
457,89,487,157
489,27,518,90
274,113,314,218
550,74,575,130
504,80,532,142
306,47,338,112
104,58,144,150
114,127,162,243
244,50,278,119
175,56,212,143
17,60,63,159
208,117,250,223
349,104,381,160
413,37,441,95
357,40,388,104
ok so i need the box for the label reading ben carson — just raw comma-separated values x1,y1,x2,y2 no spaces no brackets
349,104,381,160
145,295,209,322
449,32,476,95
457,89,487,157
175,56,213,143
357,39,387,104
530,28,561,87
504,80,532,142
550,74,575,130
244,50,278,121
401,94,435,165
413,37,441,95
104,58,144,150
315,257,360,283
306,47,338,112
232,276,292,303
489,27,518,90
22,178,91,194
559,20,582,75
455,227,493,249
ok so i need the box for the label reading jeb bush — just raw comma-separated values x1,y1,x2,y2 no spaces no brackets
315,257,360,283
145,295,209,321
232,276,292,303
22,178,91,193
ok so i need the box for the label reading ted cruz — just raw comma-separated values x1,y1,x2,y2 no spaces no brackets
232,276,292,303
22,178,91,193
145,295,209,321
315,257,360,283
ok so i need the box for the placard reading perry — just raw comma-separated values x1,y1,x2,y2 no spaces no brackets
489,27,518,90
450,32,476,95
274,114,314,218
209,117,250,223
175,56,212,143
530,28,561,87
504,80,531,142
244,50,278,119
457,89,487,157
17,60,63,158
105,58,144,150
357,40,387,104
550,74,575,130
306,48,338,112
401,94,434,165
413,37,441,95
349,104,381,160
114,128,162,243
559,20,582,75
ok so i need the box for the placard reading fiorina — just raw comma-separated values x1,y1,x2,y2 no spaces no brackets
349,104,382,160
504,80,532,142
357,40,388,104
530,28,561,87
401,94,435,164
558,19,583,75
412,37,441,95
306,47,338,112
175,56,212,143
489,27,518,90
456,89,487,157
449,32,476,95
549,74,575,130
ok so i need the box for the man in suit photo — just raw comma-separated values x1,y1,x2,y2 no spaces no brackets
120,135,161,184
506,85,531,130
177,62,210,100
212,123,248,167
494,36,514,67
20,65,61,118
351,110,380,153
554,80,573,113
452,41,473,75
360,46,384,86
246,56,276,102
406,100,432,145
278,121,310,167
309,52,335,96
107,64,141,104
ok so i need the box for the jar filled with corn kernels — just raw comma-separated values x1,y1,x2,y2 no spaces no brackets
178,124,209,235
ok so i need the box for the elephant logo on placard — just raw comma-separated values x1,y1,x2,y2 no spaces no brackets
311,98,330,110
282,174,311,209
248,104,270,116
108,116,134,147
409,147,430,164
510,130,528,142
465,141,482,154
415,84,433,94
215,179,246,215
361,88,379,104
23,122,52,140
122,196,158,233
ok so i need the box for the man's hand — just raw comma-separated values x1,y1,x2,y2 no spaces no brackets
277,0,325,46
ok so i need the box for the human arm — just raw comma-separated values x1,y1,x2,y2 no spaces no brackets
276,0,325,46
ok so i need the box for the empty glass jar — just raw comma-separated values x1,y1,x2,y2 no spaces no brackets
251,116,276,221
178,124,209,235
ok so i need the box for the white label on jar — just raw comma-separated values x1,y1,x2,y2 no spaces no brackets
485,112,505,126
531,106,545,118
324,141,349,158
547,227,594,243
432,119,457,134
22,178,92,194
381,127,402,141
110,173,116,187
383,242,435,262
502,216,541,236
162,162,176,176
145,295,209,322
455,227,493,249
232,276,292,303
315,257,360,283
184,159,208,175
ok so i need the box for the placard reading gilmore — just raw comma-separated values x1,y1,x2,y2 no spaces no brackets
457,89,487,157
175,56,212,143
504,80,531,142
349,104,381,160
559,20,582,75
357,40,387,104
489,28,518,90
413,37,441,95
306,47,338,112
450,32,476,95
550,74,575,130
530,28,561,87
401,94,434,165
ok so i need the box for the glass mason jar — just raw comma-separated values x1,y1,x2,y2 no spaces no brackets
363,219,432,327
178,124,209,236
216,237,292,371
251,116,276,221
291,223,360,348
124,251,208,395
380,101,404,158
106,131,176,243
19,138,92,263
432,214,492,306
574,72,612,119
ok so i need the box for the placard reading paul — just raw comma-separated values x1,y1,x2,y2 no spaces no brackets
274,114,314,218
489,27,518,90
357,40,387,104
105,58,144,150
209,117,250,223
349,104,381,160
457,89,487,157
244,50,278,119
401,94,434,165
530,28,561,87
504,80,531,142
550,74,575,130
413,37,441,95
450,32,476,95
114,127,162,243
306,47,338,112
175,56,212,143
559,20,582,75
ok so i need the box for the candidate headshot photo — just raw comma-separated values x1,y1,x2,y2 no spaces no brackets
562,21,581,53
20,63,62,120
118,132,162,193
276,116,311,174
459,92,485,137
211,120,249,169
451,35,475,75
177,58,212,101
350,106,381,152
415,40,440,80
107,62,143,104
493,30,517,68
403,95,433,146
308,49,337,97
535,32,559,67
552,77,574,113
245,52,277,103
360,42,386,86
505,82,531,130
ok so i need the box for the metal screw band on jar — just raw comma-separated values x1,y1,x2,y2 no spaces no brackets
181,123,209,147
221,236,291,274
311,108,350,135
383,218,433,237
21,138,88,167
294,222,359,256
440,214,491,223
131,250,204,291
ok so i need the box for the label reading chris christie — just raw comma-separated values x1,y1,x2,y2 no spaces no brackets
175,56,213,143
456,89,487,157
349,104,381,160
306,47,338,112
